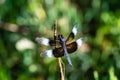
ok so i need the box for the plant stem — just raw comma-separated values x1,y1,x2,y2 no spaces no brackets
54,20,64,80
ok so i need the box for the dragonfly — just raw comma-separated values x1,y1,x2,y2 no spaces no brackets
36,24,83,66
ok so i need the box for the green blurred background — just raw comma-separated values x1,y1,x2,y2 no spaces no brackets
0,0,120,80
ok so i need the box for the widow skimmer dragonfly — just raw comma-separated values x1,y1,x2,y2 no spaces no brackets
36,24,83,66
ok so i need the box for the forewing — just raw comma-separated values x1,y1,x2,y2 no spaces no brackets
66,24,78,43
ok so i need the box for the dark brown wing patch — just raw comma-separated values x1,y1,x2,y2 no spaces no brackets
66,32,75,43
53,41,77,57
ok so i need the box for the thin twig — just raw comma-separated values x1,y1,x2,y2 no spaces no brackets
54,20,64,80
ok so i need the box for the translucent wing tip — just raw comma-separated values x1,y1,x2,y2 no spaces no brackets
40,50,54,58
35,37,49,46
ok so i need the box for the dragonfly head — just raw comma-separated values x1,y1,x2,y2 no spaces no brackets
58,34,65,44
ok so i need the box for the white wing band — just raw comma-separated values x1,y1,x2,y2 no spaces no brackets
76,38,83,48
40,50,53,58
35,37,50,46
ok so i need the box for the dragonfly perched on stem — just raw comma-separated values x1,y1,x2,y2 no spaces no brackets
36,24,83,66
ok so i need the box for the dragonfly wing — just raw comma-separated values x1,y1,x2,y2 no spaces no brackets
53,47,64,57
66,38,83,53
66,24,78,43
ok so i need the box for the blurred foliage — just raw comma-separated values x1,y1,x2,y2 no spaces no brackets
0,0,120,80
